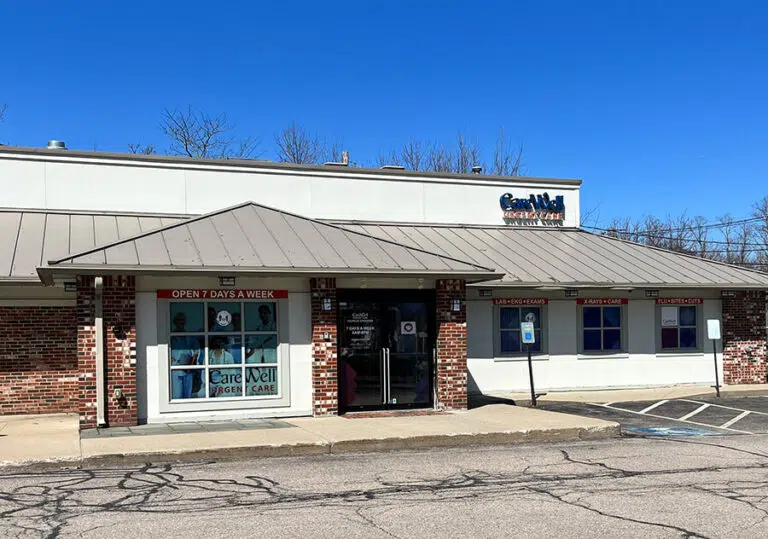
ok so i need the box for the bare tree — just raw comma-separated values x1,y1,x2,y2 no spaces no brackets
753,197,768,270
425,143,453,172
0,103,6,124
378,129,520,176
128,142,156,155
451,131,483,174
377,138,426,171
160,107,259,159
326,138,346,163
274,122,326,164
690,216,711,258
490,128,524,176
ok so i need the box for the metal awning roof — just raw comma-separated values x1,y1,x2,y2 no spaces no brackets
335,222,768,289
4,206,768,289
0,208,187,282
36,203,501,284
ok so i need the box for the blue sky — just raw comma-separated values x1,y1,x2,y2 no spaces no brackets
2,1,767,225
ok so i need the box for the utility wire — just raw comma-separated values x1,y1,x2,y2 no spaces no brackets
584,216,764,236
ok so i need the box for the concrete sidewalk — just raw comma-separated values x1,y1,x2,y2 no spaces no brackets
493,383,768,406
0,404,619,468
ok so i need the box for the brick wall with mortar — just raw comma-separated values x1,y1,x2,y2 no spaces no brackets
311,278,338,416
722,290,767,385
0,306,78,415
77,275,137,429
436,279,467,410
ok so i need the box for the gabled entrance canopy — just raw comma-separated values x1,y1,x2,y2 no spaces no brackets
37,202,502,285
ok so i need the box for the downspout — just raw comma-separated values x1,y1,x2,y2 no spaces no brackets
94,277,106,427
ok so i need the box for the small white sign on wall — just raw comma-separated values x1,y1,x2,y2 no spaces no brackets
400,321,417,335
707,319,721,340
661,306,679,327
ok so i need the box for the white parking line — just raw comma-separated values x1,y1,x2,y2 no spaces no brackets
721,411,751,429
677,399,768,417
679,403,710,421
587,403,754,434
638,400,669,414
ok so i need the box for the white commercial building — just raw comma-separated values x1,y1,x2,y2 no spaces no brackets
0,145,765,428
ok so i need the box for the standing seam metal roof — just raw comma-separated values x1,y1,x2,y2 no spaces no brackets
0,208,187,280
335,222,768,288
39,202,499,281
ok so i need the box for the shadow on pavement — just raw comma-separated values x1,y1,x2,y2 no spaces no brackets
468,394,518,410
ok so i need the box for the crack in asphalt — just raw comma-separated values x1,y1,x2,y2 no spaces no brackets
1,439,767,538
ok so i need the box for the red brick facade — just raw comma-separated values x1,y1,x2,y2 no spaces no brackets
0,306,78,415
722,290,767,385
436,279,468,410
311,278,338,416
77,275,137,429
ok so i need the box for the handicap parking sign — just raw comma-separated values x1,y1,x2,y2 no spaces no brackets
520,321,535,344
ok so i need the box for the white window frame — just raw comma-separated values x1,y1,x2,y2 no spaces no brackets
157,298,291,413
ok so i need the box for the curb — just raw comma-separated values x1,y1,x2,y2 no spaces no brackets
1,423,620,471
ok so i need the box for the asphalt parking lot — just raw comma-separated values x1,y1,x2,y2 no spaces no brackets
542,394,768,436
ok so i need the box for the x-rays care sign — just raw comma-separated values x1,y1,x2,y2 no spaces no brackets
157,289,288,300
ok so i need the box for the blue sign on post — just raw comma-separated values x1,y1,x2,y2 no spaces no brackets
521,322,535,344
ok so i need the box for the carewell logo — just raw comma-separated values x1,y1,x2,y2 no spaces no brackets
499,192,565,221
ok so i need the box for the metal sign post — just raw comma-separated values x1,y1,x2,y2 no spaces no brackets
707,319,722,398
521,321,537,406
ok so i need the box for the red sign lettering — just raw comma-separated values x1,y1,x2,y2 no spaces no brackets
493,298,549,305
576,298,629,305
655,298,703,305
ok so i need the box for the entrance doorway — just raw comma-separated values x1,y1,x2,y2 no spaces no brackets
338,290,435,412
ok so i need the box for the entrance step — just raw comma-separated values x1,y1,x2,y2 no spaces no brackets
343,409,447,419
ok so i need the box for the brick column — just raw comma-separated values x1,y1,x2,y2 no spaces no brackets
103,276,137,426
77,275,137,429
311,278,338,416
722,290,767,385
436,279,467,410
77,276,98,429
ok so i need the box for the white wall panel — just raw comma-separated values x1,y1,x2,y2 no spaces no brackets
0,159,47,208
43,162,187,213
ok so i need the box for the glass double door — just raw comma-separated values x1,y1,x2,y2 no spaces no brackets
338,290,435,412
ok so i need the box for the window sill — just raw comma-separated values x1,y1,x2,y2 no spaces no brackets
494,354,550,362
577,353,630,360
656,351,705,358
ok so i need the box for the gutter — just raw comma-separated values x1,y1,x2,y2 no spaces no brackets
94,277,106,427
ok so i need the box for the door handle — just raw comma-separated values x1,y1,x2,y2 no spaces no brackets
382,348,390,405
381,348,386,405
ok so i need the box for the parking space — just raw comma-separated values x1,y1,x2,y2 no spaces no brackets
542,395,768,436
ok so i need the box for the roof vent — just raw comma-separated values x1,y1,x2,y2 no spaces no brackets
471,165,482,174
380,165,405,170
47,140,67,150
324,150,351,167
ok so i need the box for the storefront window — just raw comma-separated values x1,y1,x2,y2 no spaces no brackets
583,306,623,352
661,306,697,349
169,301,279,401
499,306,542,354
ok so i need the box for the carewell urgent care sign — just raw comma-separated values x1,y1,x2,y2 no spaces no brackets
157,289,289,300
499,192,565,221
576,298,629,305
493,298,549,305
